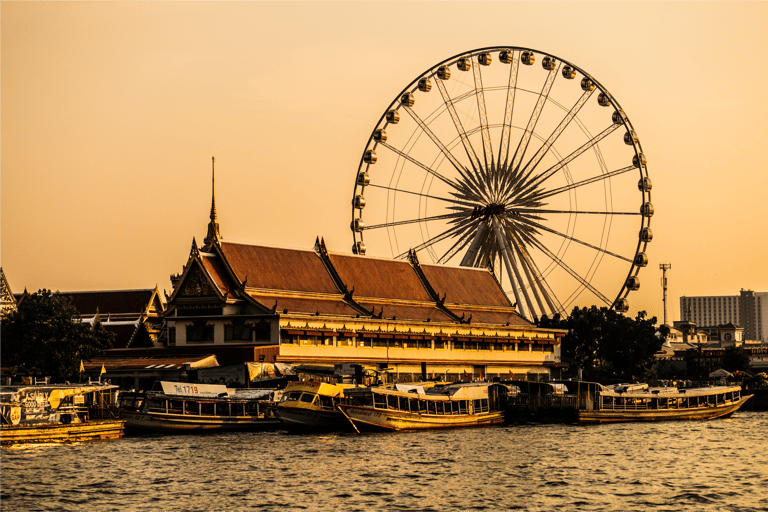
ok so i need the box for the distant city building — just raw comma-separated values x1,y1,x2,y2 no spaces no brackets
679,289,767,342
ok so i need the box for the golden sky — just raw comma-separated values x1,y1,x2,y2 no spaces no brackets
2,1,767,323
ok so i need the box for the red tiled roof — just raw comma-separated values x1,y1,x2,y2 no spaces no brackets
220,242,338,294
329,253,432,301
63,289,156,317
83,354,217,371
200,253,237,299
103,324,140,349
420,264,511,307
248,294,360,317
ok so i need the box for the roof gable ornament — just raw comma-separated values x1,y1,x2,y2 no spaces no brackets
189,237,200,260
204,156,221,248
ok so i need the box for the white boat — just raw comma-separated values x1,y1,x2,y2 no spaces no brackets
338,382,511,431
118,382,280,432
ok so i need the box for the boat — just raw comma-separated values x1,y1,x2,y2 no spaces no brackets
574,382,752,423
338,382,511,431
117,381,281,432
273,380,355,432
1,383,124,445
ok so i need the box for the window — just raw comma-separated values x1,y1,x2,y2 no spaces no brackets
187,320,214,342
254,321,271,341
225,320,252,342
168,327,176,346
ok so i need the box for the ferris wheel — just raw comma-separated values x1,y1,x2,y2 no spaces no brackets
351,47,652,321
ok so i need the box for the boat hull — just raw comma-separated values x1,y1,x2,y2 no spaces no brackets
339,404,505,431
120,411,281,433
1,420,124,446
577,395,753,423
273,407,353,432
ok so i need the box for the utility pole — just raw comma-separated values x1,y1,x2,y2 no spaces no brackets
660,263,672,326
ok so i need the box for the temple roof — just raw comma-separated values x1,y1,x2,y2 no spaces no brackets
63,288,163,318
221,241,339,294
171,237,529,327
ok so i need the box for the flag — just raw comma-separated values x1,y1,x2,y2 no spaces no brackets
100,365,106,375
79,360,85,373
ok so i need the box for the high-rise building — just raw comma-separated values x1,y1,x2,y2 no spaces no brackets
680,290,767,341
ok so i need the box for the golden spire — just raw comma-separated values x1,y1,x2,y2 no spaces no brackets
204,156,221,247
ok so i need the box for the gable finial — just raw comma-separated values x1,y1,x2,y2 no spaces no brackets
204,156,221,247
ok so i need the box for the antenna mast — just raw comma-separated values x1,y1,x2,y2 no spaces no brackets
660,263,672,326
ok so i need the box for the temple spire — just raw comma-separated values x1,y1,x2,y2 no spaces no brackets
204,156,221,247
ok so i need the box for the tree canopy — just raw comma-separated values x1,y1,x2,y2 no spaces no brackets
720,346,751,374
538,306,666,383
1,289,114,382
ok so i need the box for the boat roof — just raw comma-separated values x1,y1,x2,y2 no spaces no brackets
1,383,118,401
600,385,742,398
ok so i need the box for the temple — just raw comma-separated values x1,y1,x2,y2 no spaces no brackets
160,166,567,383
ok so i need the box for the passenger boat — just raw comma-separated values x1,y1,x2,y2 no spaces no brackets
338,382,511,431
573,382,752,423
273,381,355,432
118,381,280,432
1,383,124,445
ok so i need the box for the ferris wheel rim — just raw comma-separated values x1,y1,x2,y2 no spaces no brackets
351,46,652,319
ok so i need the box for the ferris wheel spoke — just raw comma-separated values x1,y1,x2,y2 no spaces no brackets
434,79,484,174
379,141,461,190
518,88,595,182
471,56,494,171
437,222,484,264
364,212,465,231
512,207,641,216
394,222,470,259
498,51,520,170
519,217,633,263
517,123,621,199
491,218,534,319
526,235,612,306
459,218,490,266
367,183,475,207
509,66,559,175
532,165,636,202
503,221,564,316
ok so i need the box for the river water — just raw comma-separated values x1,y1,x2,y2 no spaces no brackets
2,411,767,511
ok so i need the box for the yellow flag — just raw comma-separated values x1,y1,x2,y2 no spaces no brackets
100,365,106,375
79,360,85,373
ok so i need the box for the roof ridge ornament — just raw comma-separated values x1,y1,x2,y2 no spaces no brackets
204,156,221,247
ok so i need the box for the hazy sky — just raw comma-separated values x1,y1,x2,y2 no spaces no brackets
2,1,767,324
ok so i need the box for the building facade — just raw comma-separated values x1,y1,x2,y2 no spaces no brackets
680,289,767,342
161,200,567,383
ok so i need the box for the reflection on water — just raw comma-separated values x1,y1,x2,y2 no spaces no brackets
2,412,767,511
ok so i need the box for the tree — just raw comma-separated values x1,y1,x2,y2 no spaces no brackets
1,289,114,382
720,346,750,374
538,306,665,382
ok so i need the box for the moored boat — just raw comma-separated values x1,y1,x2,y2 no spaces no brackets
338,382,511,431
573,382,752,423
1,383,124,446
118,381,280,433
273,380,354,432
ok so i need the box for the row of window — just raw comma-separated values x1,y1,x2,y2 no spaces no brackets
168,320,271,345
281,335,555,352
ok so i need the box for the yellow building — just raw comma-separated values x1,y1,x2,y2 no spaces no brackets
162,187,566,383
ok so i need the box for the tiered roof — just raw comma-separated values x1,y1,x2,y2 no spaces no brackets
168,236,529,328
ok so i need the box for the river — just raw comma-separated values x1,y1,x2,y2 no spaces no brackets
2,412,767,511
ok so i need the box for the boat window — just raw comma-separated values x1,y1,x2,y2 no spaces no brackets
245,402,261,416
200,403,215,416
282,391,303,402
300,393,317,404
168,400,184,414
147,399,165,412
319,395,335,410
216,403,229,416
